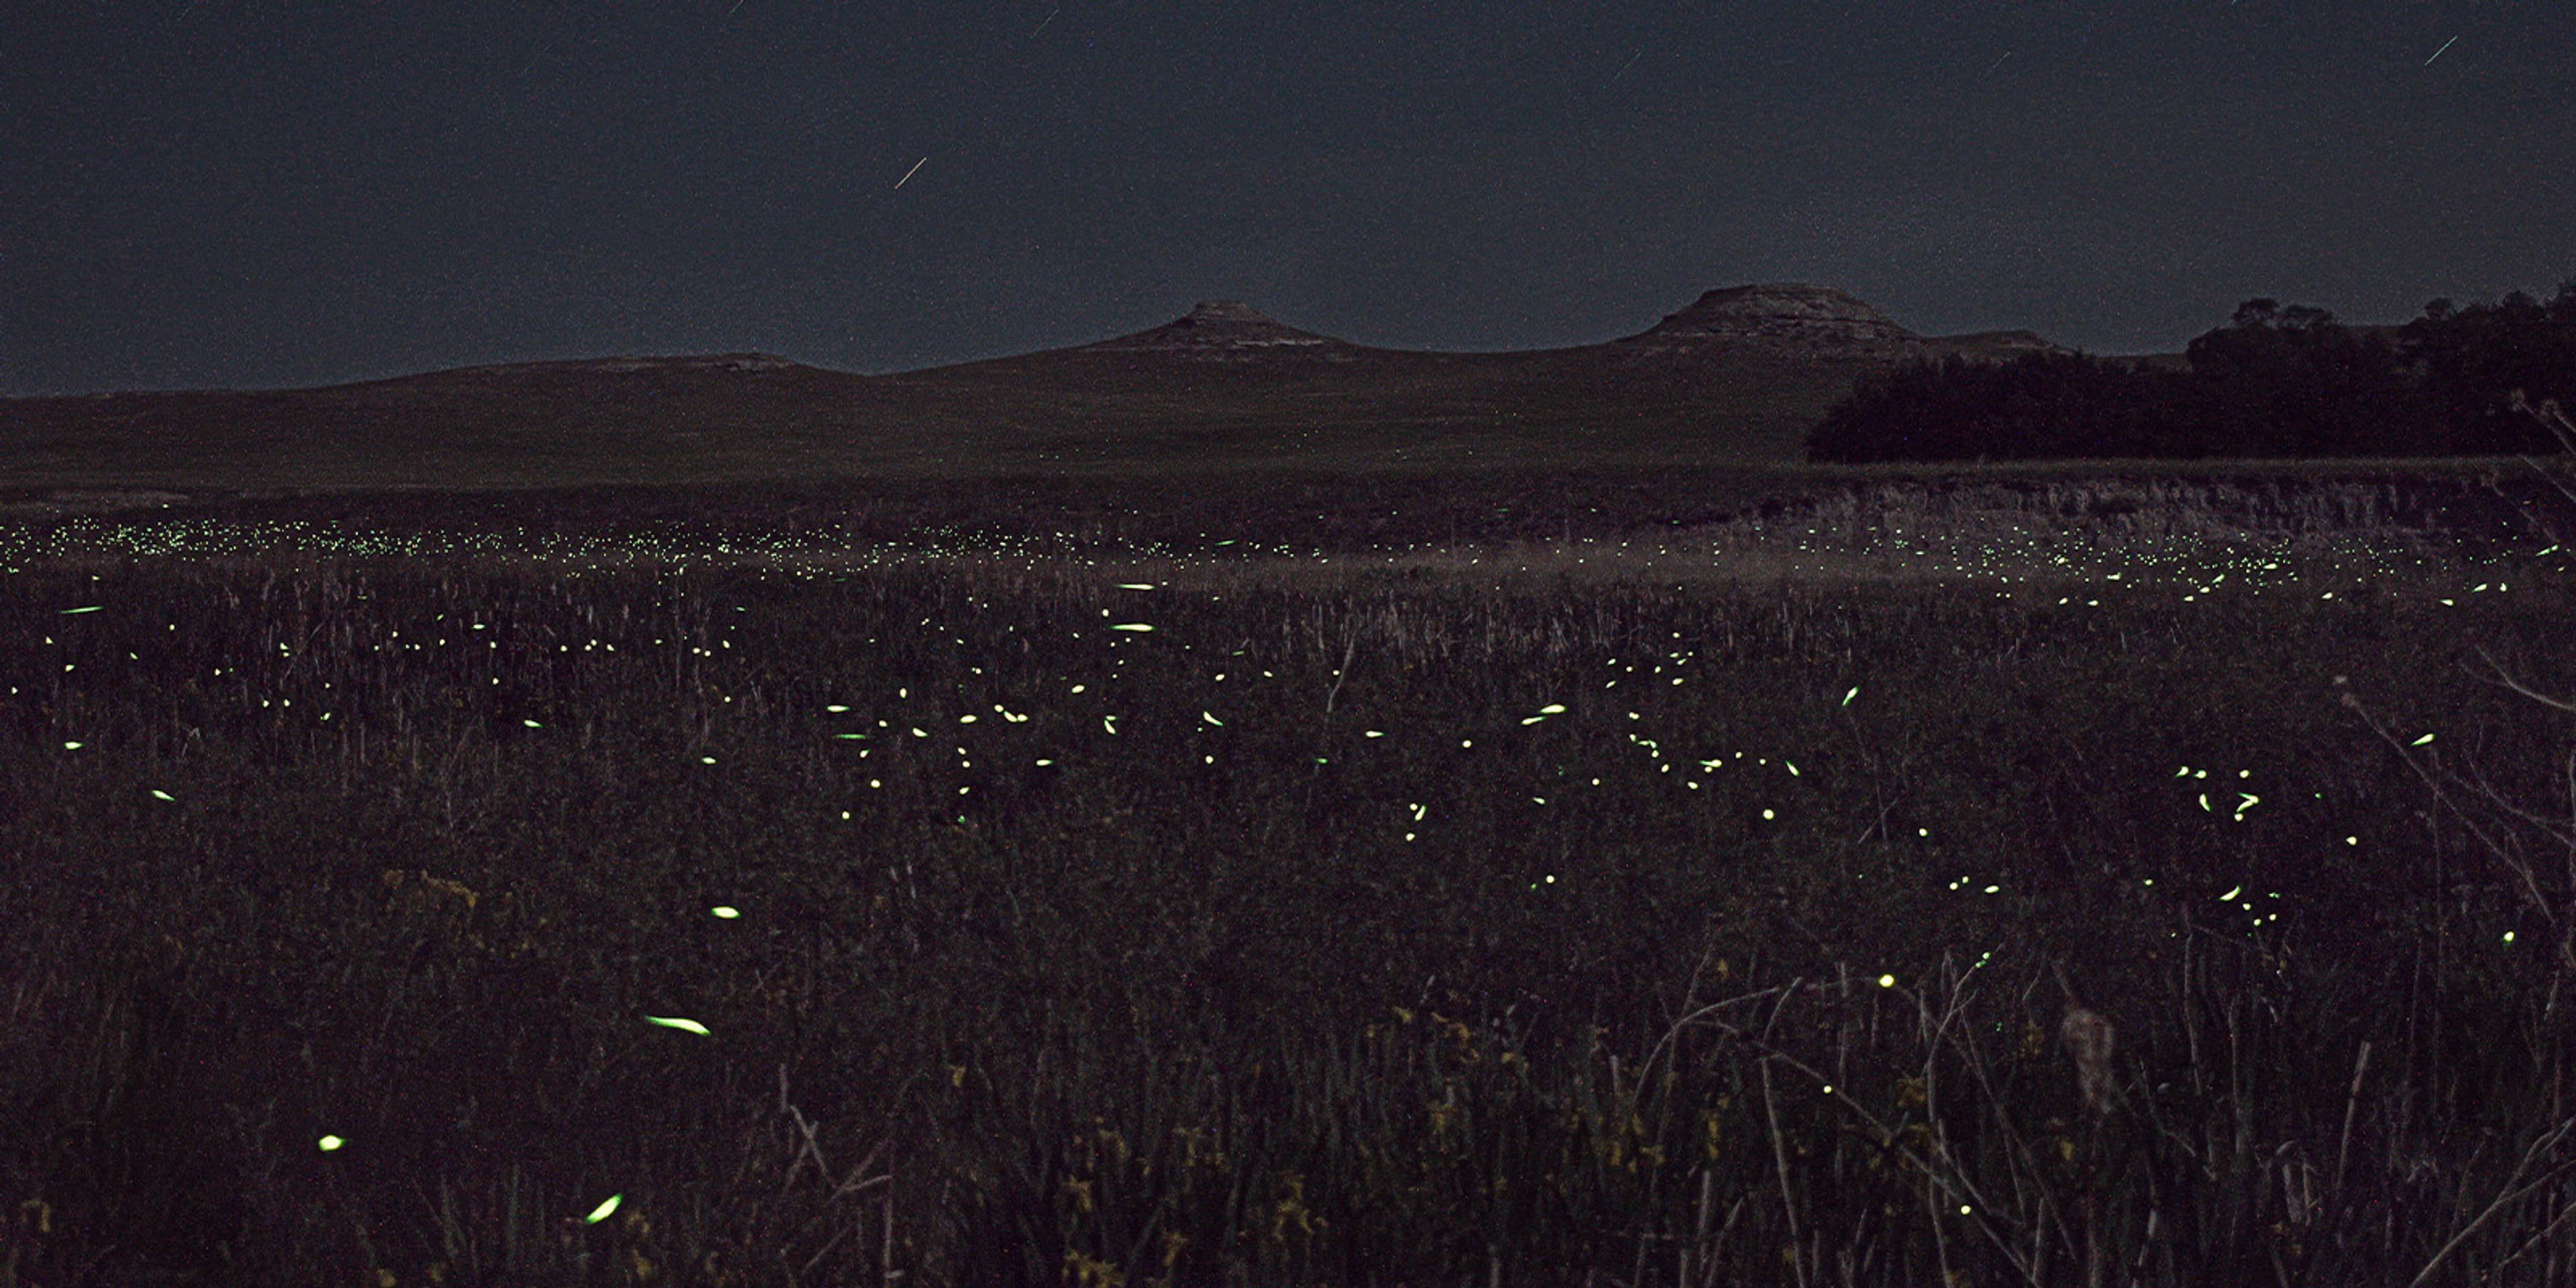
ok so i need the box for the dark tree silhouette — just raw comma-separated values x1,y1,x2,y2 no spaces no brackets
1806,277,2576,464
1806,351,2194,464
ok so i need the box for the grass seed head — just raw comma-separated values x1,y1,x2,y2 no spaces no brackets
2061,1006,2116,1114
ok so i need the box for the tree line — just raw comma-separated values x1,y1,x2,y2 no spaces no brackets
1804,279,2576,463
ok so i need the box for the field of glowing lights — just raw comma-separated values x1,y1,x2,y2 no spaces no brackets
3,466,2574,1287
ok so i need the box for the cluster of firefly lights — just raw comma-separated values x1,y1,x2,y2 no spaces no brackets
1,502,2561,594
14,519,2560,1230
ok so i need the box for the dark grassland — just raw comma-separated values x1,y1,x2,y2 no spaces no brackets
3,461,2575,1287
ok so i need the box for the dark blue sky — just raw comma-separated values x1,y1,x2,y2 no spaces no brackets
7,1,2571,395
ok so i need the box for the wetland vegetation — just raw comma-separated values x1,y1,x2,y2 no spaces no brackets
2,458,2573,1287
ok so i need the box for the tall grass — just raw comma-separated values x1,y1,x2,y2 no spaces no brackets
1,455,2571,1284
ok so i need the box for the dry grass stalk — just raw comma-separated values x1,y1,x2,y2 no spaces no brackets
2061,1006,2116,1116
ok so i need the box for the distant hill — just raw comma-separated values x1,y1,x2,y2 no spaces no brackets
1,284,2072,497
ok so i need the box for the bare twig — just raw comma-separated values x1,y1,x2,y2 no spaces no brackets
1695,955,2045,1283
2333,1040,2373,1201
780,1063,830,1192
1322,631,1357,714
1758,994,1810,1288
2407,1115,2576,1288
1637,979,1797,1091
2468,644,2576,716
2506,390,2576,515
2338,684,2573,972
2487,1173,2576,1281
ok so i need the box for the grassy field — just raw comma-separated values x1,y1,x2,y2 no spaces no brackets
0,339,1846,492
3,453,2574,1286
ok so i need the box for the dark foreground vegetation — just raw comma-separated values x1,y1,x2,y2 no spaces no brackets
3,453,2575,1286
1810,279,2576,464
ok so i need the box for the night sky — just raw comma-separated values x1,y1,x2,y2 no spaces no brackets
7,1,2572,396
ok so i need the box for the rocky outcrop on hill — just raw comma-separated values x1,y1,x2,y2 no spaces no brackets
1627,283,1919,349
1081,301,1361,362
1617,283,2068,365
